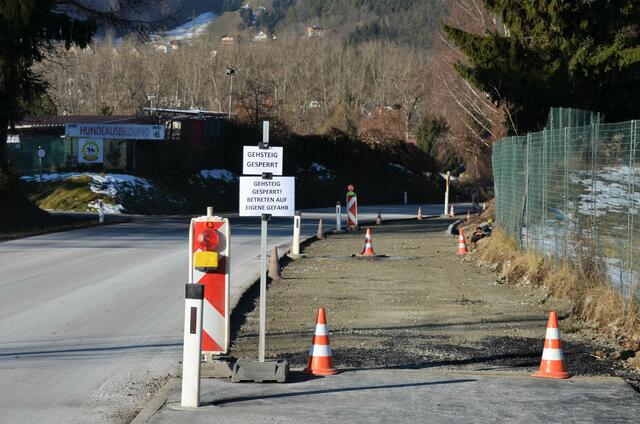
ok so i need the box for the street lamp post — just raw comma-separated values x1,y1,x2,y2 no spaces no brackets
226,67,235,119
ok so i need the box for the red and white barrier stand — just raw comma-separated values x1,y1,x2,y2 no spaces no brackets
346,184,358,230
189,206,230,361
181,284,204,407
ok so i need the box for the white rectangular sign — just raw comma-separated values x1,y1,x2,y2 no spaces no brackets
239,176,295,217
65,123,165,140
242,146,283,176
78,138,104,163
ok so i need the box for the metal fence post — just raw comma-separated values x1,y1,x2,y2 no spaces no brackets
542,129,547,244
564,126,569,258
525,133,531,249
627,120,637,298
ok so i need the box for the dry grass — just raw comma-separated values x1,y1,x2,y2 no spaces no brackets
475,228,640,345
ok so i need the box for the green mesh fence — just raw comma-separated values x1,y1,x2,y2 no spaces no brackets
8,135,73,174
493,108,639,299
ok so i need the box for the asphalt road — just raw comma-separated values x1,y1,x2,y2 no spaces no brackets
0,204,454,423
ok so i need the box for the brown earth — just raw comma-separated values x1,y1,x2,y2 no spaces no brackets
229,218,639,389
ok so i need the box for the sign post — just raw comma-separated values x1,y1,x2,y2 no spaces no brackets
37,146,45,191
233,121,291,383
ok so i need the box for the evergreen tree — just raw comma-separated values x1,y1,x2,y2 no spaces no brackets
0,0,153,172
444,0,640,133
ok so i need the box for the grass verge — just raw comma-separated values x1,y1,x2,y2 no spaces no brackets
467,201,640,371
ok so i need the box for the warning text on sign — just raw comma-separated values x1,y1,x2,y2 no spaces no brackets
239,176,295,217
242,146,283,176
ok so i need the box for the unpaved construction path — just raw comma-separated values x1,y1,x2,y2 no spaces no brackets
230,218,640,388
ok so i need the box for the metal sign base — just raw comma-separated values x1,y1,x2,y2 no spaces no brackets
231,359,289,383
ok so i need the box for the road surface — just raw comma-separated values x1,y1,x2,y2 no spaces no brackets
0,204,453,423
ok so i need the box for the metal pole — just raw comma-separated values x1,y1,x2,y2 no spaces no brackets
38,145,43,192
258,214,269,362
228,75,234,119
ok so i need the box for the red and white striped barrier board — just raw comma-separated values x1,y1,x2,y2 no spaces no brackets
189,216,230,357
346,184,358,229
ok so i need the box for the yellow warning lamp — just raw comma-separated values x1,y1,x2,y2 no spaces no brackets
194,223,219,271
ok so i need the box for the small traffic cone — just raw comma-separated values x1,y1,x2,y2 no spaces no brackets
450,205,455,217
361,228,376,256
457,228,468,255
304,307,338,375
417,207,423,221
466,210,471,221
268,246,281,280
317,218,324,240
532,311,570,379
376,209,382,226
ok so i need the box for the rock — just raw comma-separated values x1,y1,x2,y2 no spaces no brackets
621,340,640,352
593,350,607,360
611,350,635,361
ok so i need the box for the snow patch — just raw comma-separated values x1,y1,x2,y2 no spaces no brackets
199,169,237,182
20,172,155,214
389,163,414,174
309,162,335,182
152,12,217,41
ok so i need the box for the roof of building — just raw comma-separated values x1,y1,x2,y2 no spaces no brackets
15,115,147,129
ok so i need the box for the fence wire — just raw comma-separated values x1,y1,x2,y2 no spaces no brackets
493,108,639,299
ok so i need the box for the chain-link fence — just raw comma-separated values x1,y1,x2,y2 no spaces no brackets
493,108,639,298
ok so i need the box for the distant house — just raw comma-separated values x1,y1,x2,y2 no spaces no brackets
221,35,235,45
306,25,324,38
253,31,268,42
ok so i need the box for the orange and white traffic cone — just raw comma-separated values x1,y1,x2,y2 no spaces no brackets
450,205,455,217
417,207,423,221
457,228,468,255
532,311,570,379
304,307,338,375
361,228,377,256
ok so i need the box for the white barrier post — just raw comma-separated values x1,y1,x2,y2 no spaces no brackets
98,198,104,224
335,202,342,232
403,191,408,205
181,284,204,408
443,171,450,215
292,210,301,256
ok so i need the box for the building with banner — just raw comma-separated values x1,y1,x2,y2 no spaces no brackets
7,111,227,175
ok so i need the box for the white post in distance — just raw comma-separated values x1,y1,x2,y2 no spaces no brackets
335,202,341,232
98,198,104,224
291,210,301,256
444,171,450,215
403,191,408,205
181,284,204,408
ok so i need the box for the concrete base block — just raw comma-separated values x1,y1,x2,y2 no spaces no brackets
201,358,234,378
287,253,308,260
231,359,289,383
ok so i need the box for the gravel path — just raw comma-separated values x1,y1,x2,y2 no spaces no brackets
229,218,640,390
